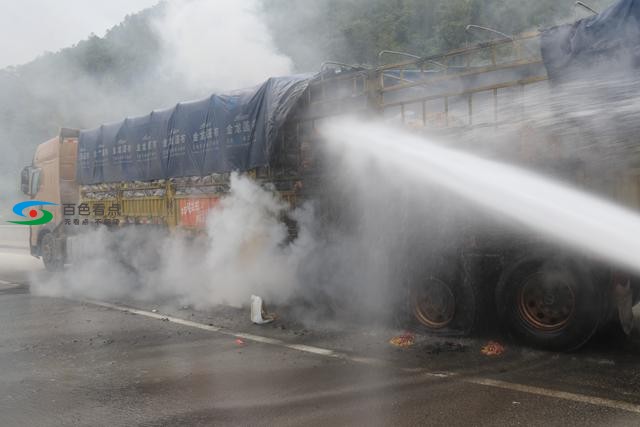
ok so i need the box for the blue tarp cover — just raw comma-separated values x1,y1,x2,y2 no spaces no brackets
541,0,640,81
77,75,312,184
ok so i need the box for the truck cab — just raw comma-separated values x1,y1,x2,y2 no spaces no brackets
20,128,79,269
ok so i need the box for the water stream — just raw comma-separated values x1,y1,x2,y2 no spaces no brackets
323,119,640,273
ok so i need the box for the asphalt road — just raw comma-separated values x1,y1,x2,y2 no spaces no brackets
1,246,640,426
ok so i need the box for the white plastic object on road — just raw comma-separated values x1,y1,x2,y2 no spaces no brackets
250,295,274,324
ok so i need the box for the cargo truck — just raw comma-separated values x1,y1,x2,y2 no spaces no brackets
19,0,640,350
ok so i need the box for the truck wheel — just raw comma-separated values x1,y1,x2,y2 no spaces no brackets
409,256,483,336
496,255,603,351
41,233,64,272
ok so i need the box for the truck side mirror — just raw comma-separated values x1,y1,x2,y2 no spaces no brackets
20,166,31,195
30,168,41,196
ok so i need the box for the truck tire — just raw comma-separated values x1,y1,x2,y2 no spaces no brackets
495,254,603,351
409,255,484,336
41,233,64,272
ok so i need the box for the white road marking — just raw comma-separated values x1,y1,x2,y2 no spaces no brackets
468,378,640,414
0,279,20,289
285,343,338,357
73,299,640,415
87,300,385,365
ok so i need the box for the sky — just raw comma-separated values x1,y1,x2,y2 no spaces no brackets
0,0,160,68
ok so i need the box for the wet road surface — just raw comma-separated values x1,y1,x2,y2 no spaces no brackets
1,247,640,426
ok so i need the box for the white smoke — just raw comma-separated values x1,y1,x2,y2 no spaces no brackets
152,0,293,92
31,173,315,308
157,173,315,307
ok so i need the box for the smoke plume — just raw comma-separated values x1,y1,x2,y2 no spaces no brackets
151,0,293,92
31,173,314,308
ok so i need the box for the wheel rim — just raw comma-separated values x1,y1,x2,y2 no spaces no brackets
412,277,456,329
518,272,575,332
